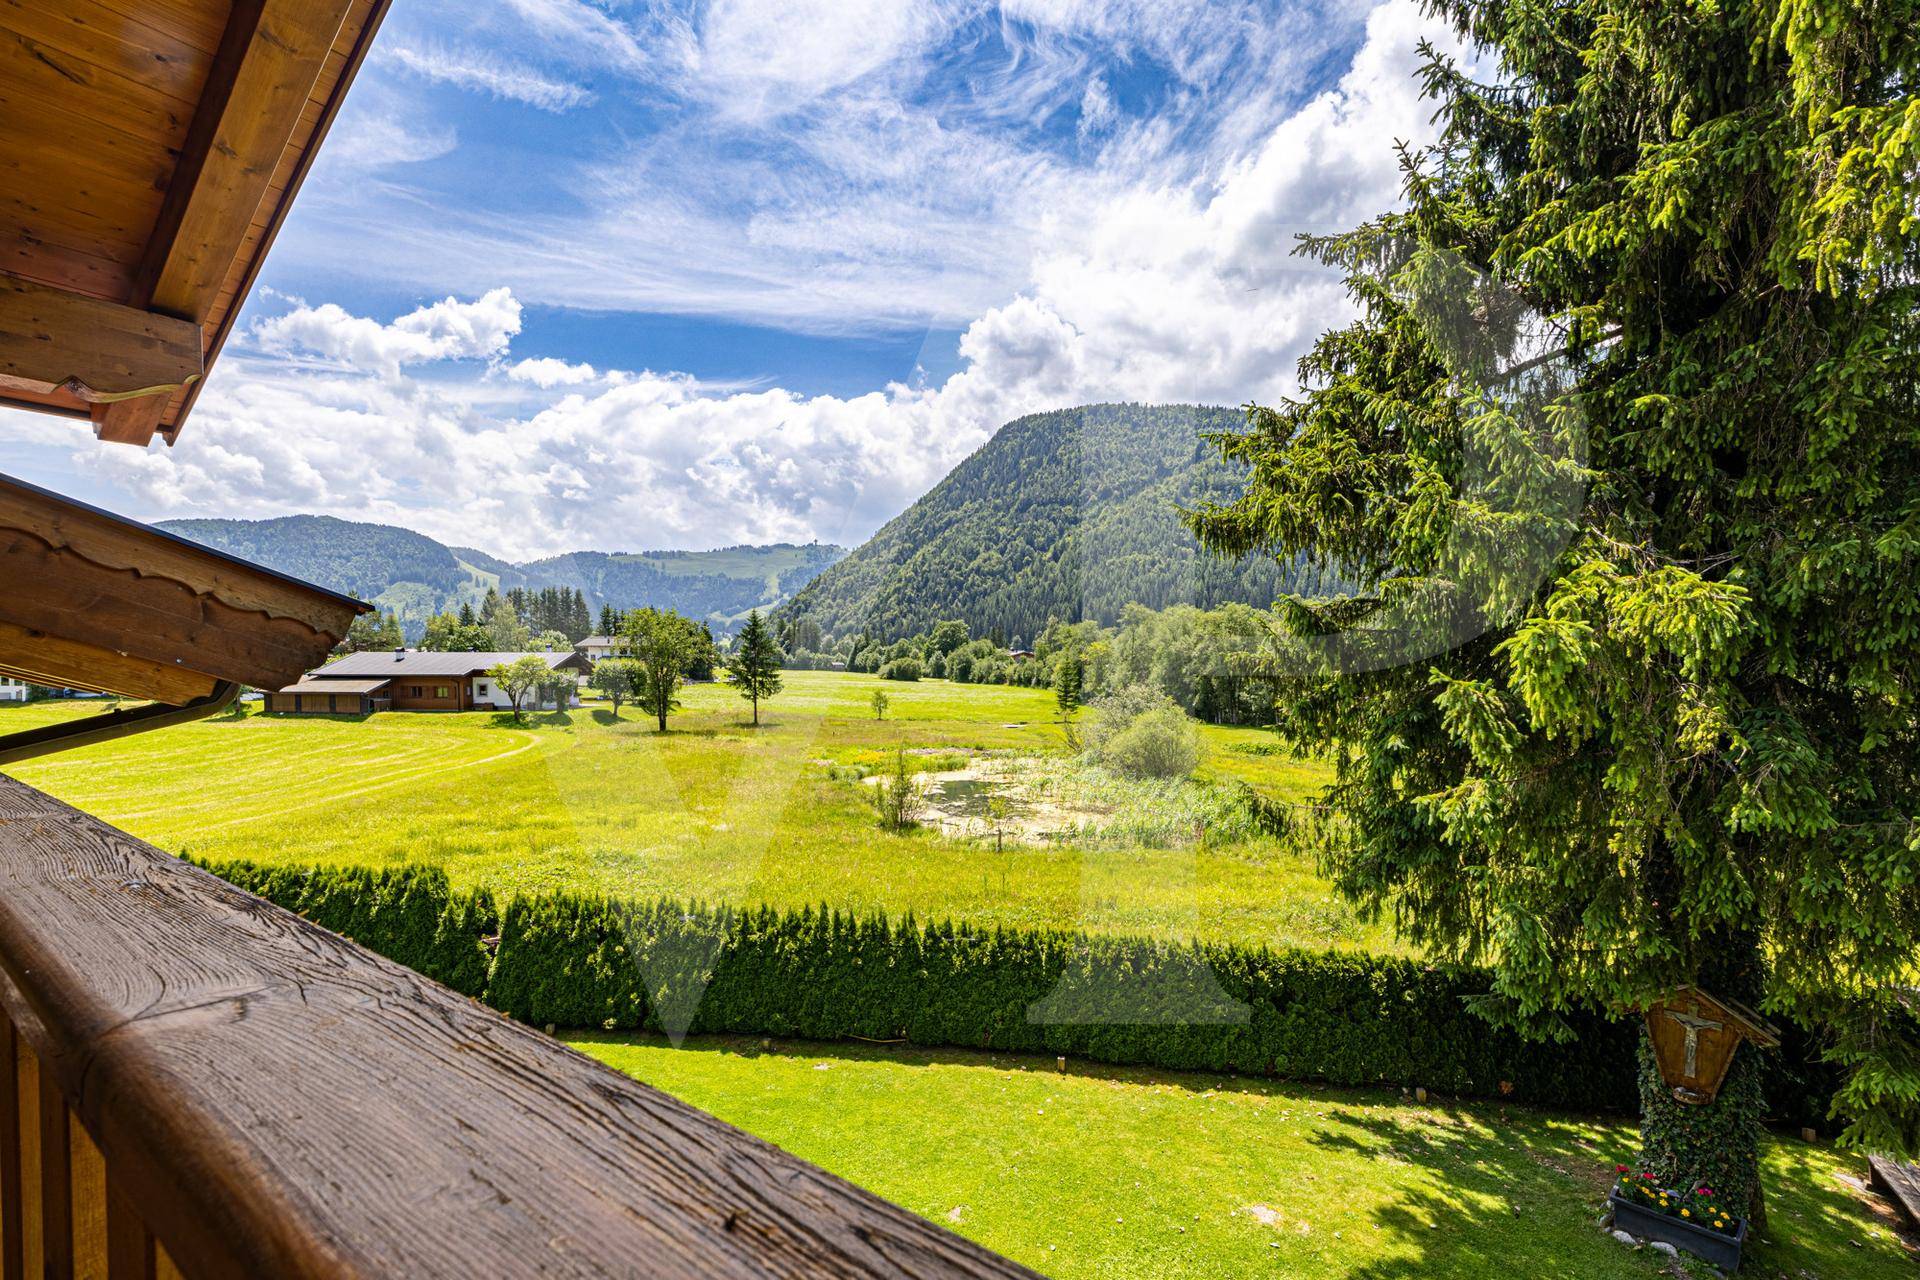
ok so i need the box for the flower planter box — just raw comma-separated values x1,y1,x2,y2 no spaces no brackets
1608,1190,1748,1271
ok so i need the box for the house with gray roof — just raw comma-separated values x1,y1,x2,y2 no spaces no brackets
268,649,590,714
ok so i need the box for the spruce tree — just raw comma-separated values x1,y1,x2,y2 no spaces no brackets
1053,652,1084,748
726,610,785,726
1193,0,1920,1217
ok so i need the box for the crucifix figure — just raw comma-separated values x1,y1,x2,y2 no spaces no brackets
1665,1006,1724,1078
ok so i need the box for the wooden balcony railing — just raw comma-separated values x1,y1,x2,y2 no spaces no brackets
0,776,1040,1279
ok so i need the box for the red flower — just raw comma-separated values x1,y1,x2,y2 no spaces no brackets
1616,1165,1628,1173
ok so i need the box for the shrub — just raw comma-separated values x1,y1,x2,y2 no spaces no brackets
1084,684,1172,753
878,656,923,681
1103,706,1202,780
871,747,923,831
195,858,495,995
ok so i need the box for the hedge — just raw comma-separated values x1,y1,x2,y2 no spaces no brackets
195,859,1838,1121
206,859,496,996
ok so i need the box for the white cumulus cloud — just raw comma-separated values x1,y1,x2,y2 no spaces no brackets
253,288,524,380
506,357,603,388
18,1,1467,563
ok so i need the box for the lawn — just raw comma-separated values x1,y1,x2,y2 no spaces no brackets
0,673,1379,951
574,1034,1914,1280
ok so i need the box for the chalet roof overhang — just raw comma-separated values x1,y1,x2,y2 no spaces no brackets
274,677,393,696
0,0,391,447
0,472,365,712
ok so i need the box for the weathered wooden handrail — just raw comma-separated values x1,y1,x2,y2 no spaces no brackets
0,776,1040,1279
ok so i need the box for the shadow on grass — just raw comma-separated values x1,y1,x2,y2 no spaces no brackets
260,711,375,723
481,710,573,729
1757,1139,1919,1275
573,1031,1914,1278
1305,1105,1914,1278
568,1030,1495,1105
1299,1104,1629,1279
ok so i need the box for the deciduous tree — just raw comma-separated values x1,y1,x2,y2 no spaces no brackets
486,655,551,724
623,608,696,732
344,609,402,653
589,658,641,719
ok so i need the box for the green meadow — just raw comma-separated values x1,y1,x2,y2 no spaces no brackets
8,675,1904,1278
1,671,1378,951
575,1033,1913,1280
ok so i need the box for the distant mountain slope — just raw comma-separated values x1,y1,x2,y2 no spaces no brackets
512,546,846,632
157,515,845,638
776,403,1341,644
158,515,470,601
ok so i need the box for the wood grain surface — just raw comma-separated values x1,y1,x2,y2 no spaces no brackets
0,778,1042,1280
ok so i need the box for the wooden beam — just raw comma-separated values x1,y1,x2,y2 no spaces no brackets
89,397,169,448
0,531,335,693
0,276,201,402
135,0,356,321
0,475,364,642
0,780,1041,1280
0,622,218,706
0,1008,20,1280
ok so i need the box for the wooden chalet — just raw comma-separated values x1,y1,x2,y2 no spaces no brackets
269,649,590,713
0,4,1031,1278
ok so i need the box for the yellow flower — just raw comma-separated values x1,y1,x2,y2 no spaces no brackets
1680,1209,1690,1218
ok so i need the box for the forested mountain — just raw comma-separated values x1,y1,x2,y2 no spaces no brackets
776,404,1343,644
157,514,844,639
509,546,846,632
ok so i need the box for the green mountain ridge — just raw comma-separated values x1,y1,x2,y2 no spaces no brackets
776,403,1342,644
155,514,845,639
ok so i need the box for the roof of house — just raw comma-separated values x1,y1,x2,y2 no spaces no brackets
576,636,621,647
274,678,394,696
313,651,588,679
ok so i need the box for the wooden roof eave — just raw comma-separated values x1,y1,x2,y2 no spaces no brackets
0,0,394,447
0,473,366,707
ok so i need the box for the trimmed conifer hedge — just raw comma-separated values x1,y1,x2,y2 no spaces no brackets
207,859,496,996
194,858,1836,1120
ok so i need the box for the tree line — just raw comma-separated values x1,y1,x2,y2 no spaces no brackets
779,602,1292,728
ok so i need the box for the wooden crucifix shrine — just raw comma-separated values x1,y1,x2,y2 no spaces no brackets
1645,987,1780,1105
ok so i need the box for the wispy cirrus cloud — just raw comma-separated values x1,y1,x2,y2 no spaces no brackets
386,45,597,112
268,0,1378,335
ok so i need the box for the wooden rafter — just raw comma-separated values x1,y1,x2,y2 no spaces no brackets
0,624,218,705
134,0,356,325
0,275,201,403
0,473,365,705
0,0,389,445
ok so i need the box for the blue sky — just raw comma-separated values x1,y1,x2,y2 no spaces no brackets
2,0,1465,559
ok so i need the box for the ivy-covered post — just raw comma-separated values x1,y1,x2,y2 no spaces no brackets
1637,1034,1767,1226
